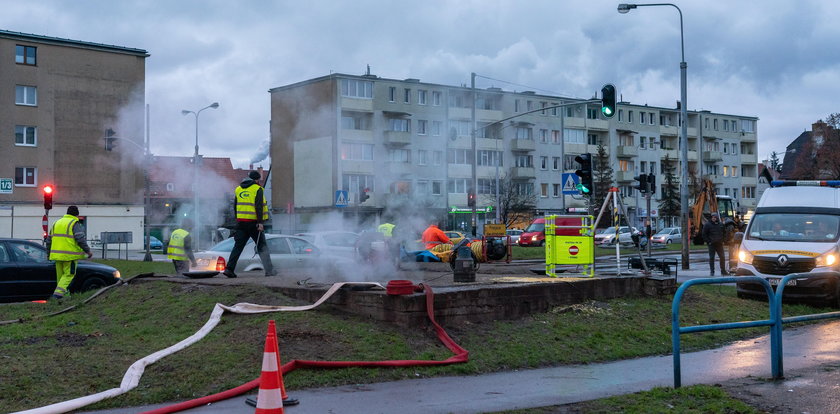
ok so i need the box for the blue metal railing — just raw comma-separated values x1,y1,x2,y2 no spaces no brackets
671,277,779,388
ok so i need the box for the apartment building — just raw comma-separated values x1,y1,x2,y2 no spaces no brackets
0,29,148,244
269,73,758,232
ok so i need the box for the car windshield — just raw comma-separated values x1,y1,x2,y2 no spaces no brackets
601,228,617,235
525,223,545,233
747,213,839,242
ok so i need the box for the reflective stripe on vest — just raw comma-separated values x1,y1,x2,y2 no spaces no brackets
49,215,86,260
167,228,190,261
235,184,269,220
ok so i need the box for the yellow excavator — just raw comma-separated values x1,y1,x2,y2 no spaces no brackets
689,178,745,246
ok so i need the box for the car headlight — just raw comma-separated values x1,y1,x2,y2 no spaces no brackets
738,248,754,265
113,270,121,279
815,248,839,267
531,235,538,241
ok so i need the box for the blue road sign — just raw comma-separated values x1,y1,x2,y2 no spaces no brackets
335,190,349,207
562,173,580,194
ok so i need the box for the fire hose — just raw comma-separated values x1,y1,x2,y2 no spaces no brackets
12,281,467,414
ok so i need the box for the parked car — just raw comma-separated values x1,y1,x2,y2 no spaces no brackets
0,238,121,303
650,227,681,245
518,219,546,247
146,236,163,250
506,229,523,244
593,226,638,246
294,231,359,259
193,234,353,275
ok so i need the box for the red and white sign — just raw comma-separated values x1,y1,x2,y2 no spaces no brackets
42,215,48,232
568,245,579,256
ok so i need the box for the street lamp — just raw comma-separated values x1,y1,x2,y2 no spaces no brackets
618,3,690,269
181,102,219,250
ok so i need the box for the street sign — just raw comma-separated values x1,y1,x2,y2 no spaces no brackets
562,173,580,194
42,215,48,232
335,190,348,207
0,178,12,194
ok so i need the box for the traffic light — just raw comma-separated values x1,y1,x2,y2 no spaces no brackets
633,174,648,193
467,191,476,207
574,153,593,195
104,128,117,151
647,174,656,194
359,188,370,203
42,185,54,210
601,84,617,118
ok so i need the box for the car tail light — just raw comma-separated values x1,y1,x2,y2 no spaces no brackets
215,257,226,271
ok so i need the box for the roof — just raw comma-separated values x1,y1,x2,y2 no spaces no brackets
0,28,149,57
148,156,241,199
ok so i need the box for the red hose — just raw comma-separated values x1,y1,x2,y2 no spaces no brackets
141,283,468,414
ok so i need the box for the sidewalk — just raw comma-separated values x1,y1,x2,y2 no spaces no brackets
81,319,840,414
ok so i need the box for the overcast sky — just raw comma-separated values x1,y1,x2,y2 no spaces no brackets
3,0,838,169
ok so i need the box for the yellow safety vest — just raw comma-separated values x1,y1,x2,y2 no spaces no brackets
378,223,395,238
167,228,190,261
49,215,86,261
235,183,269,221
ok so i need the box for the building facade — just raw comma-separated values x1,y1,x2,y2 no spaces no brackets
0,29,148,245
269,73,759,232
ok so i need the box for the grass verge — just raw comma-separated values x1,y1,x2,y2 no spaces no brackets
0,277,823,412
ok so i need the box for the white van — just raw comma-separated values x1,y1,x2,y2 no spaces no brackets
735,181,840,305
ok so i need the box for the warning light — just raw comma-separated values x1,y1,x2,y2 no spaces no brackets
42,185,54,210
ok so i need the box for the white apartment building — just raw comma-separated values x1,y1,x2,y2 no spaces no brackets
269,73,758,232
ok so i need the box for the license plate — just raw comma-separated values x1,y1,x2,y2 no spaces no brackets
767,278,797,287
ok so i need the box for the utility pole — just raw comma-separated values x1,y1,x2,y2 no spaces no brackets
470,72,478,236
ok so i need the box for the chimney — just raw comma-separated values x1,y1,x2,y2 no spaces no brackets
249,163,253,170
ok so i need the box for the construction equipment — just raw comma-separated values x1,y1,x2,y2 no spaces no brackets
689,178,745,246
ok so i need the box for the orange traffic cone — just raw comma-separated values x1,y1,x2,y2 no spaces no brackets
254,321,284,414
268,320,299,406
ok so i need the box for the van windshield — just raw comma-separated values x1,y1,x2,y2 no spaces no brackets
747,213,839,242
525,222,545,233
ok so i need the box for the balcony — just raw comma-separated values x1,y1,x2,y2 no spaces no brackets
615,145,638,158
510,139,536,152
740,176,757,186
340,97,373,111
688,150,698,161
510,167,536,179
587,119,609,130
740,153,757,164
660,149,678,160
660,125,679,136
616,170,635,182
383,130,411,146
703,151,723,162
449,107,503,121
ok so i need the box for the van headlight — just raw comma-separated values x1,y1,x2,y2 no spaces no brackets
815,248,839,267
738,249,754,265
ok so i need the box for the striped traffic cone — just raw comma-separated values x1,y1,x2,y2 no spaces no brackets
254,321,284,414
268,320,299,406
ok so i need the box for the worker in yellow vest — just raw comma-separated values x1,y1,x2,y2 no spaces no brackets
45,205,93,300
167,219,197,274
223,170,275,277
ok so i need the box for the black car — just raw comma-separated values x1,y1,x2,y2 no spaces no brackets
0,238,121,303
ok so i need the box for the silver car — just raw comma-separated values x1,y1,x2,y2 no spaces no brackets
506,229,523,244
294,231,359,259
193,234,352,275
650,227,681,245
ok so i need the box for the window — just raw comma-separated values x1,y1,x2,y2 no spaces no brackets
431,181,442,195
515,155,533,168
341,111,371,130
540,156,548,170
418,90,427,105
415,180,429,196
640,136,647,149
477,150,502,166
451,120,471,136
388,149,411,163
15,125,36,146
15,45,36,65
448,178,468,194
432,91,441,106
732,166,738,177
742,186,755,199
418,150,428,165
540,129,548,143
628,110,634,123
552,157,561,171
388,87,396,102
448,148,472,165
403,88,411,103
417,120,428,135
649,137,655,149
588,134,598,145
732,145,738,155
705,118,710,129
340,79,372,98
541,102,547,115
340,143,373,160
552,130,560,144
564,154,577,170
14,167,36,186
587,108,598,119
649,112,655,125
640,112,646,124
477,178,497,195
713,119,719,130
431,121,442,136
723,166,729,177
540,183,548,197
640,161,647,172
15,85,37,106
563,129,585,144
388,118,410,132
741,119,755,133
723,143,729,154
515,127,532,140
618,109,624,122
553,184,561,197
527,101,533,111
514,99,520,112
433,151,443,165
649,162,656,174
514,183,534,196
723,120,729,131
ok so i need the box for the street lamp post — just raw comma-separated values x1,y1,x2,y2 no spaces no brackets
618,3,690,269
181,102,219,250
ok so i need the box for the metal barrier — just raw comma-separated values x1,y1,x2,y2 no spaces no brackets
671,277,780,388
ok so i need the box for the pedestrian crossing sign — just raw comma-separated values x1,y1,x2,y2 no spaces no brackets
562,173,580,195
335,190,348,207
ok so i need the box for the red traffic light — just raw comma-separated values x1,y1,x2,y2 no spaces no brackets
42,185,54,210
43,185,53,194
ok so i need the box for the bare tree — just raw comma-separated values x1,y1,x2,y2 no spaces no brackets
485,173,537,229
